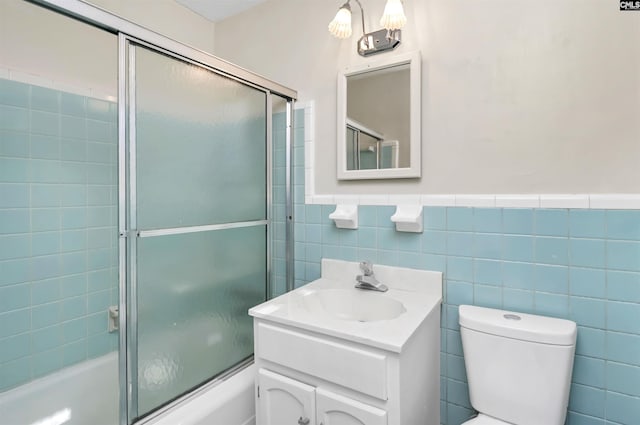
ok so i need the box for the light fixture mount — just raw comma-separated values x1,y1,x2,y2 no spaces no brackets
329,0,406,57
357,29,401,56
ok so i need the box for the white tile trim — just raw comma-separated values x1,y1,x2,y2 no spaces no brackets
389,194,422,205
421,195,456,206
589,195,640,210
539,195,590,209
495,195,541,208
454,195,496,207
358,195,390,205
2,66,116,101
296,101,316,199
293,102,640,210
311,195,335,205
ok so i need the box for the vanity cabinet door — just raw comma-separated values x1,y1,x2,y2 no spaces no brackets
316,388,387,425
257,368,316,425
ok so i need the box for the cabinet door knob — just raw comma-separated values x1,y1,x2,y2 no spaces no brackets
298,416,310,425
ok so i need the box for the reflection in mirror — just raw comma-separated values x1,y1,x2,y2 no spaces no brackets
346,64,409,170
346,120,400,170
337,51,421,180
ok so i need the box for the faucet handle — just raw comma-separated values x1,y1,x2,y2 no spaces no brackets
359,260,374,276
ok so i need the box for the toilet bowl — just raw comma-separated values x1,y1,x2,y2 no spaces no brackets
458,305,577,425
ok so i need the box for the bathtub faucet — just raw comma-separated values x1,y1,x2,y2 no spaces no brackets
355,261,388,292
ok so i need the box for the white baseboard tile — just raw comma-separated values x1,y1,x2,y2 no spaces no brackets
454,195,496,207
311,195,335,205
389,194,421,205
539,195,590,209
589,194,640,209
4,66,111,100
358,195,391,205
333,195,360,205
305,193,640,210
10,69,54,90
304,113,314,142
495,195,541,208
304,169,314,196
421,195,456,206
304,141,314,169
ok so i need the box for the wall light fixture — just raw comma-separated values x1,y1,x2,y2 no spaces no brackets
328,0,407,57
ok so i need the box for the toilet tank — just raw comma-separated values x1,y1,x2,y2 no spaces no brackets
459,305,577,425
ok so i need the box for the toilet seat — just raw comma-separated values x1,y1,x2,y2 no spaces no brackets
461,413,510,425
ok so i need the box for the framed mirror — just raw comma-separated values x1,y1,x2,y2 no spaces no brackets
337,51,421,180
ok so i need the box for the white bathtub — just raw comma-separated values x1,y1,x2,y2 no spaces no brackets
0,352,255,425
146,363,255,425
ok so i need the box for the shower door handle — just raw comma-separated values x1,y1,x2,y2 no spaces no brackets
297,417,310,425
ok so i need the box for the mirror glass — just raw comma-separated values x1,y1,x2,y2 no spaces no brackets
337,52,420,180
346,63,409,170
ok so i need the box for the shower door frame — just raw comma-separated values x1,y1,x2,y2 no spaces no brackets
27,2,297,425
121,35,280,423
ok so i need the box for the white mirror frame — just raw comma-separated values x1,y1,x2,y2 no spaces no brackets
337,51,421,180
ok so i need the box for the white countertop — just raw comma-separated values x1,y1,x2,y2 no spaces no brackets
249,259,443,353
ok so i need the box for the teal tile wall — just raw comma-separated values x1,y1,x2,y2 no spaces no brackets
271,110,288,298
291,111,640,425
0,78,118,391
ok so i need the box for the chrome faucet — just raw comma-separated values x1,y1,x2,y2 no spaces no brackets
355,261,388,292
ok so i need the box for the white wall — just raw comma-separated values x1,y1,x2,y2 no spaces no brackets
214,0,640,195
0,0,216,96
0,0,118,96
86,0,216,53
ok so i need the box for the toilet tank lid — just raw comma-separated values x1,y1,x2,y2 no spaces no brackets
459,305,577,346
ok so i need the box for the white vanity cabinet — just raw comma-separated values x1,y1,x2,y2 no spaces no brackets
258,368,386,425
253,313,440,425
249,259,443,425
257,368,316,425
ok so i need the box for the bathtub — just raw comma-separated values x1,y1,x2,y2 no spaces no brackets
146,362,256,425
0,352,255,425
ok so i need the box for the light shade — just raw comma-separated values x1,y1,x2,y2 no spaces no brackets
380,0,406,30
328,5,353,39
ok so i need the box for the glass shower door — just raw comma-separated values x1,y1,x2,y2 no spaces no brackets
126,43,268,420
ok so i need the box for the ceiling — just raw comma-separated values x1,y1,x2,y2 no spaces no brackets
175,0,269,22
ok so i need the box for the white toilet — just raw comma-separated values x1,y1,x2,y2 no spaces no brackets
458,305,577,425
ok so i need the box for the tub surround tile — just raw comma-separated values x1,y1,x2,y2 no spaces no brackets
607,332,640,367
606,210,640,240
569,210,606,239
607,271,640,303
606,362,640,397
605,391,640,424
472,208,502,233
0,78,117,392
293,201,640,425
569,383,605,418
447,208,474,232
569,268,605,298
572,355,605,389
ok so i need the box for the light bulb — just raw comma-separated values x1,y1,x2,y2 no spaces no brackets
380,0,406,30
328,5,353,39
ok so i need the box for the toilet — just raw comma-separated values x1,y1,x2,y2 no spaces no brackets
458,305,577,425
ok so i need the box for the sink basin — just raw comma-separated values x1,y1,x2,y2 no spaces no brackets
249,259,443,352
300,289,406,322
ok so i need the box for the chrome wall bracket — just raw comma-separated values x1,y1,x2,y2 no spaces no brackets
358,29,401,56
108,306,119,333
